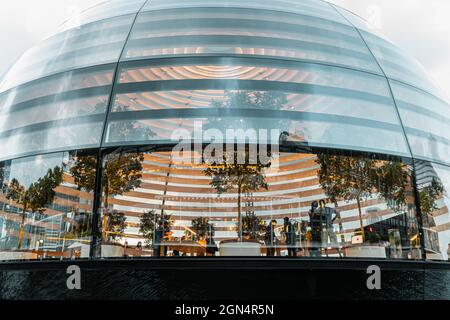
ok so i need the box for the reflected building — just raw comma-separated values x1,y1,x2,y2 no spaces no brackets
0,0,449,265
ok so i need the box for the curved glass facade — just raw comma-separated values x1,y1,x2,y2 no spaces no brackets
0,0,449,262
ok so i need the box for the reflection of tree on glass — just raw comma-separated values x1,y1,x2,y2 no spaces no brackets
191,217,215,241
3,166,63,249
69,153,144,241
140,209,173,248
419,178,444,216
208,91,289,131
108,105,156,142
418,177,444,253
205,150,270,242
241,199,265,241
107,210,126,241
62,208,92,239
316,154,411,242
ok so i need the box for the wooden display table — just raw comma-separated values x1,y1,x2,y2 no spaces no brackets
159,241,206,256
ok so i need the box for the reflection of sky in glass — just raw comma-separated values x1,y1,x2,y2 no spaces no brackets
7,152,67,188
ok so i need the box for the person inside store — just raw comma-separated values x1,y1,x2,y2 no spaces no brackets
123,240,129,257
136,241,143,257
318,199,339,251
265,220,278,256
153,221,165,257
205,235,218,256
283,217,297,257
308,201,322,257
298,221,308,256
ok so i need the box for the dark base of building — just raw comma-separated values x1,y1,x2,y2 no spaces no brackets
0,258,449,300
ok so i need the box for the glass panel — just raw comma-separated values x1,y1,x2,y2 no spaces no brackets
0,65,113,107
359,31,445,98
141,0,348,24
332,4,388,39
0,96,108,133
104,115,409,157
334,5,447,99
60,0,146,32
415,160,450,261
113,90,397,124
0,121,104,161
0,152,96,261
96,148,420,260
391,81,450,165
113,61,394,122
107,61,409,156
122,6,381,73
118,61,387,94
0,14,134,92
0,66,114,160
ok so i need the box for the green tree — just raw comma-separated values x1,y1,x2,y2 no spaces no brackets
3,166,64,249
316,154,410,242
62,208,92,239
241,211,265,241
419,178,444,216
107,210,127,241
205,150,270,241
208,91,289,131
69,153,144,240
417,177,444,253
374,161,410,212
191,217,215,241
108,105,156,142
139,210,173,248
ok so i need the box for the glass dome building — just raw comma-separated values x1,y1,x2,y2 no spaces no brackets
0,0,449,271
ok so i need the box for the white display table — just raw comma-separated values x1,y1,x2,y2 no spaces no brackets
345,245,387,258
101,244,124,257
220,242,262,256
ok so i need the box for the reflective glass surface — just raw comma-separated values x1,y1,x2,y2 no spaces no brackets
96,148,420,259
415,160,450,261
122,5,381,73
333,5,448,100
60,0,146,33
141,0,352,24
391,80,450,165
0,66,114,160
0,152,96,261
0,14,135,92
106,59,408,156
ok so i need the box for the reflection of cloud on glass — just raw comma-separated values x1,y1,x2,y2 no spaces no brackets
366,4,382,30
64,5,83,30
8,153,65,188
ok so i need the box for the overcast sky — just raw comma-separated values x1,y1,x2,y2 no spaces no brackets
0,0,449,99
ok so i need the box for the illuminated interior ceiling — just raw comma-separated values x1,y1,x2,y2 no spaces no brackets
111,152,410,240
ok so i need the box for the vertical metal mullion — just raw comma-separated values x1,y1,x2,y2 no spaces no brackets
89,0,150,258
89,149,104,258
410,160,427,261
